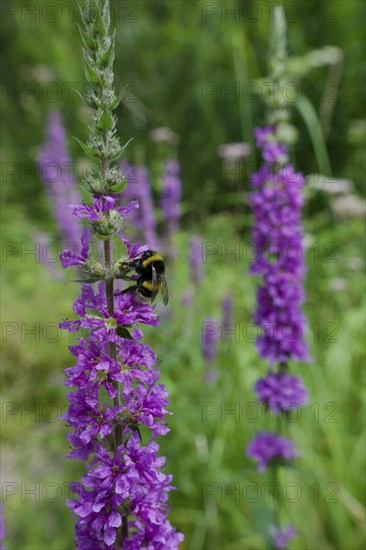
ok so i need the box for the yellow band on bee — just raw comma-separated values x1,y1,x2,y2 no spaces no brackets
142,254,163,267
142,280,161,291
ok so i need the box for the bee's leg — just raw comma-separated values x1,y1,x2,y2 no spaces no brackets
117,285,137,295
116,274,137,281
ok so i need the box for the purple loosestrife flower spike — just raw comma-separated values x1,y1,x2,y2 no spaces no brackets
202,318,219,366
123,162,158,249
59,1,183,547
246,8,311,547
202,318,219,383
189,236,203,285
221,293,233,329
249,130,311,365
160,159,182,236
38,111,81,246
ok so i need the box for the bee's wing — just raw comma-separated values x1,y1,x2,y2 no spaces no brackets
150,265,160,303
160,275,169,305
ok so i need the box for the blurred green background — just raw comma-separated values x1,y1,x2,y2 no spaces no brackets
1,0,365,548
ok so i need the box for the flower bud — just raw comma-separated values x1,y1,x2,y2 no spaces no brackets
91,210,123,239
83,258,106,281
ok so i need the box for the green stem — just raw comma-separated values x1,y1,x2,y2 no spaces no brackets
79,1,128,545
104,240,122,434
102,176,125,548
273,378,284,527
272,465,280,525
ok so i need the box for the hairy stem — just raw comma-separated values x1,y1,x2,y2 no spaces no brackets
103,188,125,548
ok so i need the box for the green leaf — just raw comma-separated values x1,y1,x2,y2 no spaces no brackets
82,47,94,67
93,12,106,36
72,278,100,284
100,34,115,68
109,92,123,111
109,138,133,160
84,59,101,85
78,4,87,26
73,88,84,103
73,137,99,159
98,110,114,132
78,184,94,194
121,137,134,155
87,0,101,21
109,180,127,193
116,326,135,340
84,94,99,109
86,308,103,318
78,24,96,51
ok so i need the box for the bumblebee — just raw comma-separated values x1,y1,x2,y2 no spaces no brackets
119,250,169,305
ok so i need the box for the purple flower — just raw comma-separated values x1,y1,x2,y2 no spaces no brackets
62,389,118,444
68,482,123,548
262,142,288,164
160,159,181,235
255,371,308,413
246,431,300,472
67,434,182,549
254,126,274,146
254,125,288,164
123,522,184,550
71,195,138,224
189,236,203,285
60,282,160,344
38,111,81,246
60,227,90,268
269,524,297,549
254,274,310,365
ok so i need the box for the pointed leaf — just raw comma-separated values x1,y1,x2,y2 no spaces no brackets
109,93,122,111
78,184,94,194
84,59,101,85
93,12,106,36
73,89,84,103
82,47,94,67
86,308,103,318
83,93,99,109
116,326,135,340
98,110,114,132
100,35,115,68
71,278,99,284
87,0,100,21
78,4,87,26
109,138,133,161
109,180,127,193
73,137,99,159
78,24,96,51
